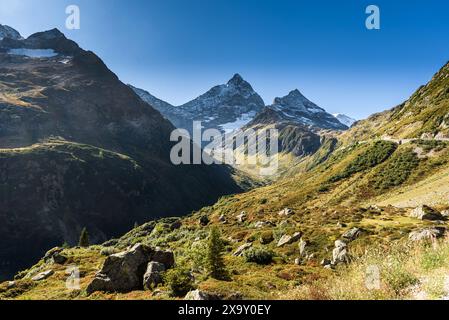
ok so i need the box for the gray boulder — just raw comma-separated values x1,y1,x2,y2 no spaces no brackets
86,243,174,294
31,270,54,281
409,227,446,242
185,289,220,300
410,205,443,221
299,239,309,257
143,262,166,290
342,228,364,241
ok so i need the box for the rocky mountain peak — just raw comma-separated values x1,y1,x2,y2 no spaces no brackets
0,24,22,41
27,28,65,40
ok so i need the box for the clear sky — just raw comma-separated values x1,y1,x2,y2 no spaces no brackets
1,0,449,119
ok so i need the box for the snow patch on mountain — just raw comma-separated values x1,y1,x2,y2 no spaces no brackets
263,90,348,130
333,113,357,127
8,48,58,58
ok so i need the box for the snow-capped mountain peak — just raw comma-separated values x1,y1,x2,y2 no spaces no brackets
333,113,357,127
0,24,23,41
267,90,347,130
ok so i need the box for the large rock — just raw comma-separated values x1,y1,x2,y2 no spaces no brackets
31,270,54,281
185,289,220,300
86,244,174,294
143,262,166,290
410,206,443,221
409,227,446,242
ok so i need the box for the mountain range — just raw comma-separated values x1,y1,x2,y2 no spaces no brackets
3,24,448,302
0,25,241,280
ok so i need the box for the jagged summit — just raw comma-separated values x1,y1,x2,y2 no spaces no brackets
266,90,348,130
0,24,22,41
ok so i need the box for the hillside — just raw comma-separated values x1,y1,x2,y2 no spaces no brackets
0,27,241,280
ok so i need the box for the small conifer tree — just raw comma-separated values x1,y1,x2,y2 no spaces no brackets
206,226,228,280
78,227,89,248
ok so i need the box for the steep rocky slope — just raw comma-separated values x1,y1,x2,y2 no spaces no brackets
0,27,241,280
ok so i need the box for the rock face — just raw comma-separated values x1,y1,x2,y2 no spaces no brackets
0,27,241,281
409,227,446,242
265,90,348,130
410,206,443,221
86,244,174,294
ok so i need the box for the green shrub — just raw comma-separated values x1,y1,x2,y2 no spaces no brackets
330,141,397,182
244,247,274,265
164,267,195,297
372,149,419,190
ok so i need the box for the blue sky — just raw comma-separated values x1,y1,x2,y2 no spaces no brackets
1,0,449,119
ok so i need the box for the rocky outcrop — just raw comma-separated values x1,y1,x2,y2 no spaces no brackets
409,227,446,242
86,244,174,294
410,206,443,221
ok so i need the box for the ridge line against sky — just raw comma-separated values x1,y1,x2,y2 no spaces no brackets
2,0,449,119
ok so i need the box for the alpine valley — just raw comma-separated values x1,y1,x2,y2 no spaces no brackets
1,25,449,301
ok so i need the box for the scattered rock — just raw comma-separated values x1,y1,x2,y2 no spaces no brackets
299,239,309,257
254,221,269,228
294,258,302,265
332,240,350,265
86,243,174,294
321,259,332,267
199,215,210,226
277,232,302,247
409,227,446,242
278,208,294,217
43,247,65,264
143,262,166,290
218,215,227,223
441,210,449,218
185,289,220,300
236,212,247,223
31,270,54,281
337,222,347,228
233,243,252,256
7,281,16,289
342,228,364,241
410,205,443,221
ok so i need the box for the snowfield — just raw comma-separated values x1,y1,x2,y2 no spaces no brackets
8,48,58,58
